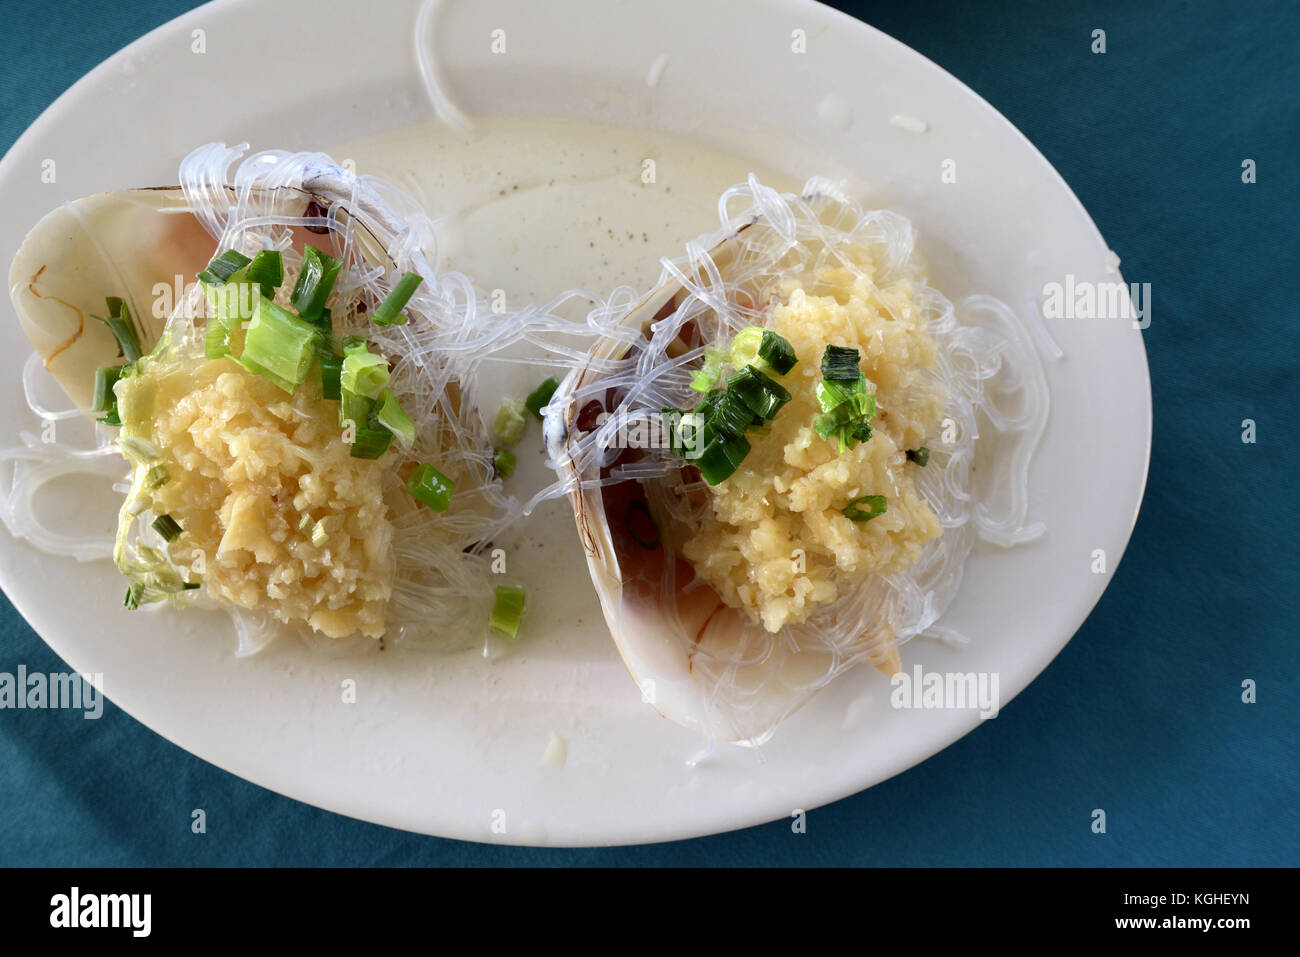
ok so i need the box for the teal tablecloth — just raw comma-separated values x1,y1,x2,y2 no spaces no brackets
0,0,1296,865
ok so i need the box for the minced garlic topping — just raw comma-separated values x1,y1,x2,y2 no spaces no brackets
681,267,944,632
117,356,394,638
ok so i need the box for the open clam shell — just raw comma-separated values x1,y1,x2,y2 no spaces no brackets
10,188,213,411
545,178,1048,744
6,144,513,651
8,149,441,414
545,246,899,744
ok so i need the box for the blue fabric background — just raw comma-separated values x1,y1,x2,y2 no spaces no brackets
1,0,1295,866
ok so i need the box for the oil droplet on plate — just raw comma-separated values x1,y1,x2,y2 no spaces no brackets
646,54,669,88
889,114,929,134
817,94,853,131
542,730,568,769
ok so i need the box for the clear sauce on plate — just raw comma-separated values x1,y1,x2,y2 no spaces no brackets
336,116,800,308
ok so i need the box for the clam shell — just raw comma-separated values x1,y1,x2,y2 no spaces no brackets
8,158,430,413
545,221,903,744
9,187,213,411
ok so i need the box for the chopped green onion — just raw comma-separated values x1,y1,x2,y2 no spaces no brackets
489,584,525,639
318,352,343,400
692,389,725,424
308,309,335,370
756,329,798,375
524,377,560,420
669,410,706,458
340,339,389,399
690,346,729,392
92,365,125,414
815,376,866,413
124,579,199,608
730,327,798,376
705,388,758,440
204,317,232,360
728,327,765,369
812,412,841,443
906,447,930,467
208,282,258,321
371,271,423,326
144,465,169,490
492,398,528,446
493,447,517,478
373,389,415,448
341,357,389,400
313,306,335,338
848,420,873,444
118,436,161,465
624,499,661,549
245,249,284,298
196,250,251,286
151,514,183,542
339,390,373,430
726,365,791,421
815,395,875,434
290,246,343,322
339,381,394,458
696,433,751,485
348,426,393,459
815,411,872,454
203,280,258,359
93,297,143,362
821,344,862,382
407,462,455,511
814,368,876,454
660,407,689,457
843,495,887,522
238,295,318,393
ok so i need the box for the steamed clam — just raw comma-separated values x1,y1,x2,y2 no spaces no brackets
6,144,513,652
545,177,1047,744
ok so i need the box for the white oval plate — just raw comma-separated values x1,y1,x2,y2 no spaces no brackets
0,0,1149,845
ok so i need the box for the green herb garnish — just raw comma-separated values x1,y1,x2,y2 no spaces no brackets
371,271,422,326
151,514,183,542
196,250,252,286
524,377,560,420
820,344,861,382
843,495,887,522
492,398,529,446
237,295,318,393
407,462,455,511
493,447,517,478
290,246,343,322
92,297,143,362
489,585,525,639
